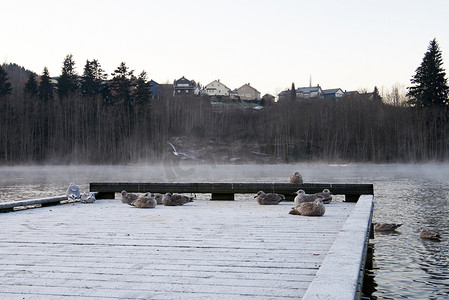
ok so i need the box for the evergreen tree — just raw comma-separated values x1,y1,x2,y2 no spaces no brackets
372,86,382,101
81,59,107,97
134,71,152,105
0,65,13,97
407,39,449,108
58,54,79,99
38,67,54,101
290,82,296,101
24,73,39,97
111,62,134,104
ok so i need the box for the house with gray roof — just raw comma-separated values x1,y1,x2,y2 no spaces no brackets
322,88,344,100
296,85,323,99
173,76,198,96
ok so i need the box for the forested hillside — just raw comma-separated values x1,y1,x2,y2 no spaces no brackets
0,62,448,164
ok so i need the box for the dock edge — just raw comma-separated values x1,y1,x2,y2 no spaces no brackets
302,194,374,300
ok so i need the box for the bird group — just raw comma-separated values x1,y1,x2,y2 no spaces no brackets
121,190,194,208
66,183,95,203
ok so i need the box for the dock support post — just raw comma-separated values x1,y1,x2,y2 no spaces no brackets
211,193,234,201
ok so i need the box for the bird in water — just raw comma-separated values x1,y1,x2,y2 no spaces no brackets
294,189,319,206
131,192,157,208
373,222,402,232
289,197,325,216
66,182,81,200
162,193,194,206
419,227,441,241
315,189,332,204
121,190,139,205
290,172,303,184
80,190,96,203
254,191,285,205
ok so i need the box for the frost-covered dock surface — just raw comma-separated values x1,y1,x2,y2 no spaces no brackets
0,195,373,299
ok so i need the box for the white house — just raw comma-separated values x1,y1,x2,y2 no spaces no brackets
204,80,231,97
323,88,345,100
296,85,323,99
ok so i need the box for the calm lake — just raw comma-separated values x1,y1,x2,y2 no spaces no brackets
0,163,448,299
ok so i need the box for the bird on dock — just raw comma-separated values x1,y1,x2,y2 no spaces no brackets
254,191,285,205
80,190,96,203
162,193,194,206
315,189,332,204
290,172,303,184
153,193,164,205
121,190,139,205
294,189,319,206
373,223,402,232
131,192,157,208
66,182,81,200
289,197,325,216
419,227,441,241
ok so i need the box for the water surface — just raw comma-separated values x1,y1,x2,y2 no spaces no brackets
1,163,448,299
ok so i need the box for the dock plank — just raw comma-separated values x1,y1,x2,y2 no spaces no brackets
0,195,372,299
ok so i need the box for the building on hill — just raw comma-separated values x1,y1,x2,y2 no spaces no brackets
322,88,344,100
261,94,276,105
173,76,198,96
236,83,260,101
149,80,159,98
204,79,232,99
296,85,323,99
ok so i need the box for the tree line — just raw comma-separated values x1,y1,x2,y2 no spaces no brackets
0,39,448,164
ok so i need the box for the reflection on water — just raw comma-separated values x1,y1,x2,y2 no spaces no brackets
0,163,448,299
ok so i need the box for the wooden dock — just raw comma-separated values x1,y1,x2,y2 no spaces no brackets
90,182,374,201
0,192,373,299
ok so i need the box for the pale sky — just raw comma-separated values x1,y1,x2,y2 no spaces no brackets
2,0,449,96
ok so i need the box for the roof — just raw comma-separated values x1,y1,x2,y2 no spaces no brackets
322,88,343,95
296,86,322,93
174,76,195,87
237,83,260,94
205,80,231,91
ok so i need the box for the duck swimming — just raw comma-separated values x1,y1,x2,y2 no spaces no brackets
131,192,157,208
290,172,303,184
373,223,402,232
419,227,441,240
289,197,325,216
121,190,139,205
254,191,285,205
162,193,194,206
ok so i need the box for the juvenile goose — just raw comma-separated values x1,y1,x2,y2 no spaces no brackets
294,189,319,206
131,192,157,208
419,227,441,240
254,191,285,205
66,182,81,200
290,172,303,184
373,223,402,232
80,190,96,203
153,193,164,205
289,197,325,216
121,190,139,205
162,193,194,206
315,189,332,204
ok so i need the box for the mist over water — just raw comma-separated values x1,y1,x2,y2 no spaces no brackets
1,163,448,299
